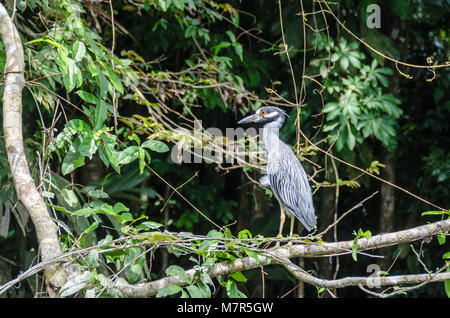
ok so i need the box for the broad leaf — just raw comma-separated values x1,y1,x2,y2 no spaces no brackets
118,146,139,165
141,140,169,153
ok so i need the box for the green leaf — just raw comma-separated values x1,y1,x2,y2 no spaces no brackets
72,40,86,62
186,285,205,298
156,284,183,298
117,212,133,224
138,147,146,174
213,41,231,55
166,265,189,283
348,55,361,68
97,72,109,99
78,133,98,159
347,124,356,150
437,234,446,245
135,221,163,230
422,210,450,216
225,31,236,42
125,263,143,283
184,25,196,38
61,189,79,208
207,229,224,239
158,0,169,11
61,57,82,93
66,119,91,132
225,280,246,298
60,271,90,297
94,101,109,129
99,61,124,94
88,189,109,199
86,249,99,267
232,42,243,61
112,202,129,214
352,237,358,261
71,207,95,217
62,145,85,175
118,146,139,164
238,229,252,239
340,57,349,70
232,12,240,26
76,90,98,104
242,248,260,264
83,221,99,234
141,140,169,153
101,134,120,173
230,271,247,282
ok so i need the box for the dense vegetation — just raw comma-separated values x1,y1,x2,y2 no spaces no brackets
0,0,448,298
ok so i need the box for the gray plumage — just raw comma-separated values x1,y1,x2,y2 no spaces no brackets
266,140,316,231
238,106,316,235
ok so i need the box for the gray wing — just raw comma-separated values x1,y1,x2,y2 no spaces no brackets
268,145,316,231
259,175,270,187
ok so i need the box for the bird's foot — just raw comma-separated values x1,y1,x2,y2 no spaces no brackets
269,234,284,250
285,234,300,247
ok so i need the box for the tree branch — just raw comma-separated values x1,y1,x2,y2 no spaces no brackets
1,218,448,297
0,4,65,291
113,218,450,297
281,258,450,292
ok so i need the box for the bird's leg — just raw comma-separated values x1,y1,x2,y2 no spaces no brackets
289,215,295,237
286,215,296,247
274,207,286,248
278,207,286,238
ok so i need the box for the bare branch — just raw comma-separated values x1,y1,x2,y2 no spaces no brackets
281,258,450,291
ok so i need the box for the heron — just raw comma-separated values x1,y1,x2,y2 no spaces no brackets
238,106,316,239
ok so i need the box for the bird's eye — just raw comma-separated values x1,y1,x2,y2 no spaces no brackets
261,111,267,116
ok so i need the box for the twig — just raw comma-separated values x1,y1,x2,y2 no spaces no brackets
317,191,379,238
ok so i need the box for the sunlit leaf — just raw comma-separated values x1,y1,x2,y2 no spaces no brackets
141,140,169,153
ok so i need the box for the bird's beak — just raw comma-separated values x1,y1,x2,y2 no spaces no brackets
237,114,260,124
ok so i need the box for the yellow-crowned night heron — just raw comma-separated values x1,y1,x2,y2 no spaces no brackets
238,106,316,237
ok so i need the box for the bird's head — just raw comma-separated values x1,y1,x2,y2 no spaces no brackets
237,106,288,128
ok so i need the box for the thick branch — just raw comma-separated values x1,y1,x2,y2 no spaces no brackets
115,219,450,297
0,4,65,288
287,218,450,258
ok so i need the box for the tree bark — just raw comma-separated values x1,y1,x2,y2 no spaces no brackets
0,4,65,293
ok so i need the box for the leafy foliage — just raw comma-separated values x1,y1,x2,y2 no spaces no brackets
315,36,403,152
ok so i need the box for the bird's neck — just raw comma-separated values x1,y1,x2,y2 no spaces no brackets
262,124,281,155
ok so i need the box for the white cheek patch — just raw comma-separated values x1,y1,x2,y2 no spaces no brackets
264,111,278,118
